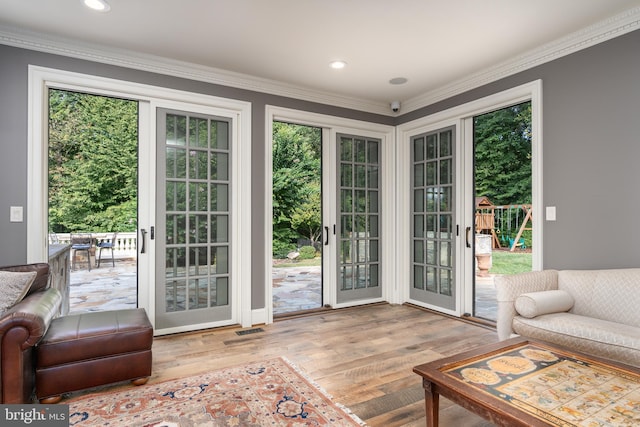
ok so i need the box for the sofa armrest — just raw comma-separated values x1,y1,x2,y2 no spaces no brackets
1,288,62,347
0,287,62,403
494,270,558,340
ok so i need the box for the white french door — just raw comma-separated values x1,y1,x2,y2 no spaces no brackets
266,107,394,322
336,133,383,304
154,108,233,331
28,67,252,334
409,126,457,311
398,81,543,318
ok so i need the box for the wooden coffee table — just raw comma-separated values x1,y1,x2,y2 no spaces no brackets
413,337,640,426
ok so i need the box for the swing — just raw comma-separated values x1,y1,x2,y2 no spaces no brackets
509,204,532,251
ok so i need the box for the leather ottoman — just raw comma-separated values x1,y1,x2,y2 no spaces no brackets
35,308,153,403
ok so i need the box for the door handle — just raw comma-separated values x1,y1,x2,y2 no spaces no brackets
140,228,147,254
465,227,471,248
324,226,329,245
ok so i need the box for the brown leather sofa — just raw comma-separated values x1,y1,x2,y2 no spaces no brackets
0,263,62,403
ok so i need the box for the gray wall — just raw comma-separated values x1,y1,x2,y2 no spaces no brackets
1,28,638,310
399,29,640,270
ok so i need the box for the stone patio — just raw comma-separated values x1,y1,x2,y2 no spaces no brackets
69,259,138,314
272,265,322,314
69,261,499,320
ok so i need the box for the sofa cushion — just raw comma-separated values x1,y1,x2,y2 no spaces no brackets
515,290,574,318
513,312,640,367
558,268,640,327
0,271,37,313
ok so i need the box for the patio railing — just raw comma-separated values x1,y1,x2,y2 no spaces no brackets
50,232,137,259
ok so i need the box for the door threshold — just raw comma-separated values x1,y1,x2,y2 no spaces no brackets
404,303,496,331
274,301,390,321
461,313,497,329
273,306,332,321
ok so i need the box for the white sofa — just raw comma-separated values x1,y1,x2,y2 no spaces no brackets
495,268,640,368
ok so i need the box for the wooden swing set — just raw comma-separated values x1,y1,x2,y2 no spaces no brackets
475,197,532,251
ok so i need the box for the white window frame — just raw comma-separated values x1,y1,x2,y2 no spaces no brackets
263,106,395,324
27,66,253,330
396,80,543,316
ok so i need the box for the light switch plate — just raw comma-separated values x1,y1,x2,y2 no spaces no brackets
546,206,556,221
10,206,23,222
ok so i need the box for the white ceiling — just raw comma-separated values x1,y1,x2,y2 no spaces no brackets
1,0,639,114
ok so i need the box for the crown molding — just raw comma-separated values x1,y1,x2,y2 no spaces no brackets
1,6,639,117
0,25,390,115
401,6,640,114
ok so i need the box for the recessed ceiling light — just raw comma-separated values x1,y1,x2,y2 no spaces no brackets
389,77,408,85
84,0,111,12
330,60,347,70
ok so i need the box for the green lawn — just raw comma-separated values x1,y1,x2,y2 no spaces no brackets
490,250,532,275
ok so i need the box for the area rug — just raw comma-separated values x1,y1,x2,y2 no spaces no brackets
67,357,366,426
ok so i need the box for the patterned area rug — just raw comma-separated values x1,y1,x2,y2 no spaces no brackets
67,357,365,426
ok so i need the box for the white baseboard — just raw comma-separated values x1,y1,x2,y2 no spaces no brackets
250,308,268,326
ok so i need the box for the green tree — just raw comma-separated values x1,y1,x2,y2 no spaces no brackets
272,122,321,257
48,90,138,233
290,182,322,243
474,102,532,206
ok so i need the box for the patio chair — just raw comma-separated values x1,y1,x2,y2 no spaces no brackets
70,233,93,271
96,232,118,267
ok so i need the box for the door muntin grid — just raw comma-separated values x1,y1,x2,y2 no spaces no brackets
164,113,231,313
338,134,381,302
411,128,455,307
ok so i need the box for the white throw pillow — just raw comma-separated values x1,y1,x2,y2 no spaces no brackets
0,271,37,313
515,289,574,319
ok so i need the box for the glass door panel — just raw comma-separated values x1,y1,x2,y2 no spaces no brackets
271,122,323,315
156,109,232,330
472,101,533,321
337,134,382,303
47,89,139,314
410,127,456,310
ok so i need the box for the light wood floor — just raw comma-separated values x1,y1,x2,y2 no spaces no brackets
149,303,498,426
